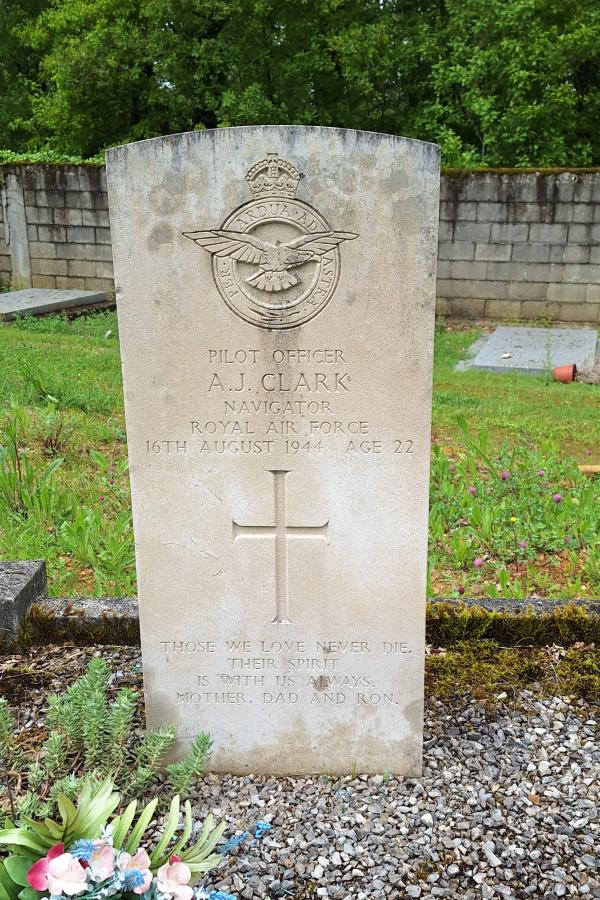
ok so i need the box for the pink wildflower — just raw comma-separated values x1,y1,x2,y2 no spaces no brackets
518,539,528,549
468,486,477,497
457,585,465,595
537,470,545,477
552,493,563,503
500,470,510,481
473,557,484,568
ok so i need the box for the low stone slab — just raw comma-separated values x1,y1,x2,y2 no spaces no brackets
24,595,600,649
472,326,598,375
27,596,139,645
0,560,47,645
0,288,107,320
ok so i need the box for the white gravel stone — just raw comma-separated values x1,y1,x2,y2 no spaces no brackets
186,694,599,899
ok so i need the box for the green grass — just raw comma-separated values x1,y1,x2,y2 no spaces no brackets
433,326,600,452
0,313,599,599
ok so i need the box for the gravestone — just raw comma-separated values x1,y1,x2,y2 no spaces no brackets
107,127,439,774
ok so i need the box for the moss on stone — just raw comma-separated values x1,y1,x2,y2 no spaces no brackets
426,601,600,647
426,641,599,701
23,602,140,647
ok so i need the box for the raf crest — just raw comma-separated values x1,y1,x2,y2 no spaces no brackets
183,153,358,329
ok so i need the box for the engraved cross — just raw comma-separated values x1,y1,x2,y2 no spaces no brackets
232,469,329,624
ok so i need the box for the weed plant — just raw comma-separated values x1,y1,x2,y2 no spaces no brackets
0,658,211,819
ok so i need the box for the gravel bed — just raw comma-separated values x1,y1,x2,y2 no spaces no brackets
2,646,598,900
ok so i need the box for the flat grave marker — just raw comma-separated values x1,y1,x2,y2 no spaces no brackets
107,126,439,774
0,287,107,320
472,326,598,375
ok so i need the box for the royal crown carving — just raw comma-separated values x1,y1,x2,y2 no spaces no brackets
245,153,301,199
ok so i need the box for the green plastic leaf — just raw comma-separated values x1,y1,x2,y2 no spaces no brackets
165,801,192,863
110,800,137,851
18,889,40,900
4,857,32,888
0,832,47,855
149,796,179,866
57,796,77,831
124,799,158,854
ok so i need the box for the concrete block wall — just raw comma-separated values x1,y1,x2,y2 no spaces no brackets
0,165,113,294
437,172,600,324
2,165,600,323
0,186,11,284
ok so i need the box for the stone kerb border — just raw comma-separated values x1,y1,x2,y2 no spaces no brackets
2,562,599,649
21,595,600,649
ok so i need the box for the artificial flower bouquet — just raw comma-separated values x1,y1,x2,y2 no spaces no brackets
0,779,232,900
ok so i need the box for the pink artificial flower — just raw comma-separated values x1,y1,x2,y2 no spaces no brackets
117,849,153,895
47,853,88,896
27,844,65,891
157,860,194,900
88,842,115,883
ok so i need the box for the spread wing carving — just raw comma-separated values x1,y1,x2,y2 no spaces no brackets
183,230,267,265
184,228,358,292
284,231,358,258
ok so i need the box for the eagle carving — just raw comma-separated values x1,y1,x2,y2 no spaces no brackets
183,229,358,293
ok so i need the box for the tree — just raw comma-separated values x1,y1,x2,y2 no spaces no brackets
1,0,600,165
0,0,49,150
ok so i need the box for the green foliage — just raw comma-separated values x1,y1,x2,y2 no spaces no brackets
0,392,135,597
0,0,599,164
166,734,213,794
0,150,100,164
0,409,67,520
428,415,600,599
0,659,212,820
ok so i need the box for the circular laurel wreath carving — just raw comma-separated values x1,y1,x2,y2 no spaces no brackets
183,154,358,330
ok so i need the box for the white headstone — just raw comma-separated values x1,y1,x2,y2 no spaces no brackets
107,126,439,775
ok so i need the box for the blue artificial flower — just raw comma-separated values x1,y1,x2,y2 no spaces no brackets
219,831,249,854
207,892,237,900
69,839,96,861
253,821,272,840
120,868,146,890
